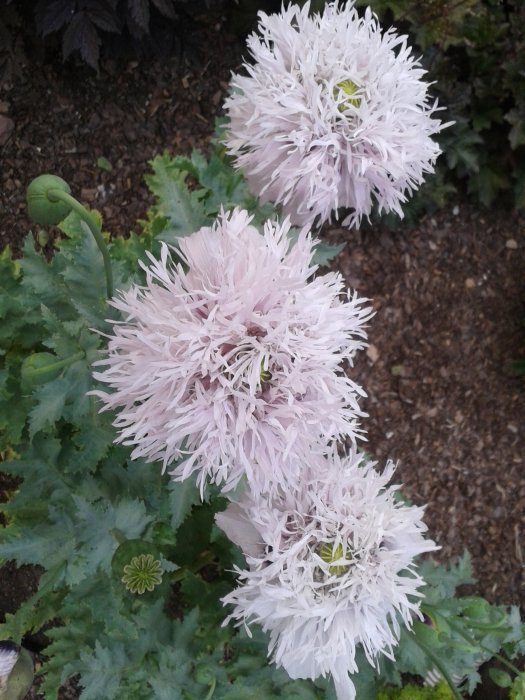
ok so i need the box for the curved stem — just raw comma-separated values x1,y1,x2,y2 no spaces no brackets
171,551,216,583
203,677,216,700
414,637,463,700
47,188,113,298
26,351,85,378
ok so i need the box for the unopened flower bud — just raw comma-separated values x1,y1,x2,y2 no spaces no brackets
26,174,71,225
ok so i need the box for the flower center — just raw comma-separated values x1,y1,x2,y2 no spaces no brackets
335,79,360,111
318,542,350,576
121,553,163,594
260,360,272,384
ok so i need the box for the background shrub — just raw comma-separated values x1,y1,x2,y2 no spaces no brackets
0,0,223,76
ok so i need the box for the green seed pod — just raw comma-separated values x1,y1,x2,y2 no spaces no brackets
26,174,72,226
111,539,156,579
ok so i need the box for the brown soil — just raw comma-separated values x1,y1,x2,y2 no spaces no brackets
0,7,524,698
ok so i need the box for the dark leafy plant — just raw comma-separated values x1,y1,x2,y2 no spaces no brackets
33,0,184,69
0,0,224,76
0,0,26,85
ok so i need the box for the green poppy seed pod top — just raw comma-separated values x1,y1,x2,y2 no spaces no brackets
26,174,72,225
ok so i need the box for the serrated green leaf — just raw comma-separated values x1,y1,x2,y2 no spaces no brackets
57,213,110,328
28,376,70,438
70,496,153,578
59,419,114,474
168,477,202,531
20,237,71,317
76,641,126,700
145,153,209,240
0,245,43,350
0,354,32,449
312,241,345,266
0,568,66,645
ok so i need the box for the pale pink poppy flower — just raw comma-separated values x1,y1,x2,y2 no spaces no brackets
219,450,438,699
224,1,449,229
92,209,371,496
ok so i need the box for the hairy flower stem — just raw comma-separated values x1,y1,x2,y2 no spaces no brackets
413,638,463,700
47,188,113,298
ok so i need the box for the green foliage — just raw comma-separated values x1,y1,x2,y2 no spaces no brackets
143,142,343,266
511,672,525,700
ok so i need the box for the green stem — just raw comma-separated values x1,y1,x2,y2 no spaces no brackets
203,677,216,700
110,528,127,545
27,351,85,378
171,551,216,583
414,637,463,700
47,188,113,298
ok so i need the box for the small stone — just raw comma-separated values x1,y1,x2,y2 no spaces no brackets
506,238,518,250
452,205,459,216
366,343,379,364
80,188,97,202
465,278,476,289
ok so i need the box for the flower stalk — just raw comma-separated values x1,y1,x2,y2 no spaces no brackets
413,638,463,700
26,175,113,298
47,188,113,299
